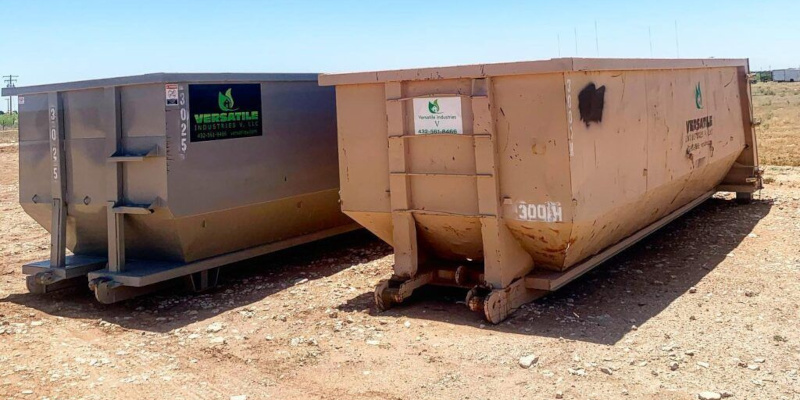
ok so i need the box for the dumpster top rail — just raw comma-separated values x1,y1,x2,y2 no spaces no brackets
2,72,320,96
318,57,749,86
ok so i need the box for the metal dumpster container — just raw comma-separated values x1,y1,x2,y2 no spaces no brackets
3,73,358,303
319,58,761,323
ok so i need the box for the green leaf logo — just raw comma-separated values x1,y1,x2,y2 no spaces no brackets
428,99,441,114
695,83,703,109
218,88,239,112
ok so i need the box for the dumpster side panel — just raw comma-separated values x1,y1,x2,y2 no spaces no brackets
166,81,351,262
336,83,391,213
564,67,745,268
415,214,484,261
115,84,178,261
335,83,393,243
121,84,168,138
167,81,339,217
17,93,51,234
174,189,346,262
119,84,169,207
493,74,574,269
563,71,649,269
62,89,113,255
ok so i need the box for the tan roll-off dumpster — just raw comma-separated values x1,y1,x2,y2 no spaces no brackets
319,58,761,323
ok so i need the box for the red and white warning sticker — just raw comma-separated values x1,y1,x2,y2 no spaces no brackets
165,84,179,106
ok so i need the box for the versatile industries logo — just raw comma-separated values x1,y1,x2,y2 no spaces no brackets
695,82,704,109
189,84,262,142
428,99,441,114
218,88,239,112
684,82,713,155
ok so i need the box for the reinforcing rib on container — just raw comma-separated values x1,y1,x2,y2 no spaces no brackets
319,58,761,323
3,73,358,303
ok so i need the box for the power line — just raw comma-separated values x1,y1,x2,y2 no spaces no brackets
557,34,561,57
3,75,18,88
594,21,599,57
574,27,578,56
3,75,18,114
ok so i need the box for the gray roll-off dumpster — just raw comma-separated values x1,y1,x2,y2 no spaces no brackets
319,58,762,323
2,73,358,303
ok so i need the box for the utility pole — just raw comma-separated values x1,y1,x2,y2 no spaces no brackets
3,75,18,114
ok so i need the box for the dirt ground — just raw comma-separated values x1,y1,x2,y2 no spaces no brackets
1,145,800,399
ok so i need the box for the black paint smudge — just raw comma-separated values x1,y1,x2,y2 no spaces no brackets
578,83,606,127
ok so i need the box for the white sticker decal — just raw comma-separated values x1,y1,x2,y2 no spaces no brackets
515,201,563,223
413,97,463,134
18,96,24,105
165,84,179,106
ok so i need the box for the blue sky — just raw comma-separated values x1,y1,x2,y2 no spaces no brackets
2,0,799,97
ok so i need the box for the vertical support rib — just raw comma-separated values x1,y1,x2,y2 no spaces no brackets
472,78,533,288
720,63,761,192
736,63,758,168
48,92,67,269
106,202,125,272
386,81,419,278
472,78,498,216
103,86,125,272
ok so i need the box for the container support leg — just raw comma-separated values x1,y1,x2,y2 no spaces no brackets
106,202,125,272
391,212,419,278
480,217,534,290
186,267,221,292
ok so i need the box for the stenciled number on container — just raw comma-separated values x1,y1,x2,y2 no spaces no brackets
49,107,59,180
515,201,563,223
179,85,188,158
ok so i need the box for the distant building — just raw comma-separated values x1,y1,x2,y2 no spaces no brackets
773,68,800,82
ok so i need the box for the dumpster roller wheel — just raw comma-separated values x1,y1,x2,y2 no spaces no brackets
374,272,434,312
90,278,175,304
465,286,490,312
374,280,399,311
483,290,511,324
26,272,86,294
478,278,548,324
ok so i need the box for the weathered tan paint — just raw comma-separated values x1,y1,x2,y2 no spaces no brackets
321,58,760,320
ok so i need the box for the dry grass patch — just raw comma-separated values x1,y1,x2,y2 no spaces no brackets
752,82,800,166
0,129,17,144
